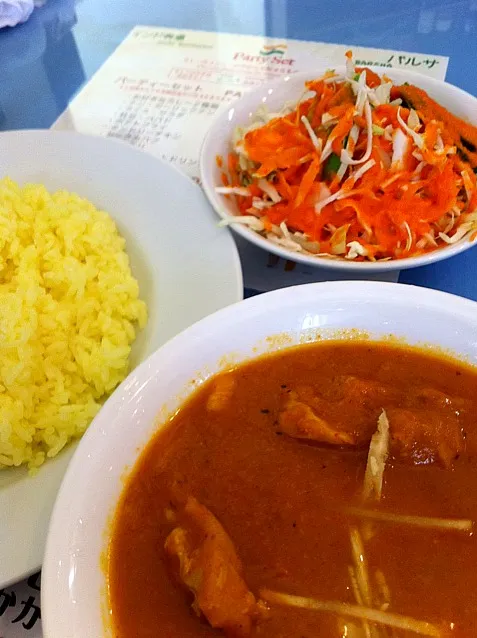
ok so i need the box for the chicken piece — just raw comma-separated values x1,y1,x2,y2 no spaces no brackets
165,496,258,636
279,390,357,445
278,377,395,446
278,380,466,467
406,386,471,416
279,378,466,468
334,375,397,405
207,373,236,412
387,407,465,468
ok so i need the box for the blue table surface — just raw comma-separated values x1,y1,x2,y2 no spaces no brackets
1,0,477,300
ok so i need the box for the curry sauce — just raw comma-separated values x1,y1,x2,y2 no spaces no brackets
109,342,477,637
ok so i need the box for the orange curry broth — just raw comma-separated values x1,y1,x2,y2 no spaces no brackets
108,341,477,637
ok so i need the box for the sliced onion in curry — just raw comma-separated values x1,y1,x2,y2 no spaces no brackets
348,529,380,638
374,569,392,610
362,409,390,502
346,410,390,638
349,526,373,608
260,590,444,637
343,506,473,532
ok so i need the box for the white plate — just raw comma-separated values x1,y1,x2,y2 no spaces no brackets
42,280,477,637
0,129,242,588
200,67,477,272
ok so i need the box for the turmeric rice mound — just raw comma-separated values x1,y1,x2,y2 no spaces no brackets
0,178,147,470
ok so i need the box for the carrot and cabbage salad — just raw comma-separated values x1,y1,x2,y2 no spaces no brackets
216,53,477,262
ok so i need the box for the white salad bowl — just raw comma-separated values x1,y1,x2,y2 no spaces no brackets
42,280,477,637
200,67,477,272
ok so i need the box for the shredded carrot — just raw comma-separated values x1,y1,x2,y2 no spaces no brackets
328,84,354,109
216,53,477,261
227,153,238,177
310,84,335,128
356,67,381,88
276,171,293,200
262,216,273,232
331,107,355,155
295,157,321,208
248,184,262,198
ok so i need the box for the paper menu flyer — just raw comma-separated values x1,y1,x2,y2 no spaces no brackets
54,25,448,183
53,25,449,291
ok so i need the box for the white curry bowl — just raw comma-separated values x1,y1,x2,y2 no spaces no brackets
42,280,477,637
200,68,477,272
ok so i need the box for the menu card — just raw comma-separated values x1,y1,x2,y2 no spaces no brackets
53,25,449,291
2,27,448,638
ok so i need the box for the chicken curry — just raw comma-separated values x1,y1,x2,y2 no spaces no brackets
108,341,477,637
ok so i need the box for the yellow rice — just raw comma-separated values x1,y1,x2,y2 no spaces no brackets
0,178,147,471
